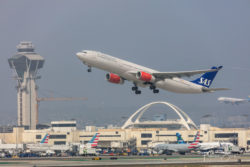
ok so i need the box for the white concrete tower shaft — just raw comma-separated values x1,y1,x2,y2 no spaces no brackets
8,42,44,130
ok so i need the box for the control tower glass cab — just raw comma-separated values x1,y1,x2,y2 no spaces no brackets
8,42,45,130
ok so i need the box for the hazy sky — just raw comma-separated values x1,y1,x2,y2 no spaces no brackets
0,0,250,128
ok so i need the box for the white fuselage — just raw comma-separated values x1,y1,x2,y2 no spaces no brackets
76,50,204,93
218,97,248,104
198,142,236,151
198,142,221,151
154,143,196,154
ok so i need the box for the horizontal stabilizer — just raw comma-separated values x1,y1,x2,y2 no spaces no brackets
202,87,230,93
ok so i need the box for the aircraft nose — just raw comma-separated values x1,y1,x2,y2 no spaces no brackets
76,52,83,59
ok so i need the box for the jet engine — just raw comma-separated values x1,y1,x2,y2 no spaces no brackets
106,73,124,84
136,71,155,82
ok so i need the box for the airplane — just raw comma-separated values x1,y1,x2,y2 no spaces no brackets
76,50,228,94
177,132,241,154
176,132,220,152
153,132,200,155
218,96,250,105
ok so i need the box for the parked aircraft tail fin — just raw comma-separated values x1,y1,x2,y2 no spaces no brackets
188,131,200,149
87,133,100,148
193,131,200,143
40,133,50,144
176,133,186,144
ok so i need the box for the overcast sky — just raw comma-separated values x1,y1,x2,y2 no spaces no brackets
0,0,250,128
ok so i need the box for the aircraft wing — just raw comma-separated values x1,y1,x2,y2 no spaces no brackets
151,68,219,79
128,68,219,79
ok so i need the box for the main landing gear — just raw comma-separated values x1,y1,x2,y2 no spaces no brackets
132,83,141,94
132,83,159,95
87,66,92,72
149,84,159,94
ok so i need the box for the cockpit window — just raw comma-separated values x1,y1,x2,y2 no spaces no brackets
83,51,87,53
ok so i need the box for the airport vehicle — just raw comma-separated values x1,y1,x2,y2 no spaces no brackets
92,157,102,160
218,96,250,105
76,50,228,94
153,132,200,155
214,143,242,155
79,133,100,156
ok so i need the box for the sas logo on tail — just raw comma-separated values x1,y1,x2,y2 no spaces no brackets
199,77,211,87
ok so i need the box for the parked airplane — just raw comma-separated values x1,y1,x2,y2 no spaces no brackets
177,132,220,152
153,132,200,155
76,50,228,94
218,96,250,105
176,132,237,154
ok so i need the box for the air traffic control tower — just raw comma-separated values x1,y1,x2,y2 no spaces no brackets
8,42,45,130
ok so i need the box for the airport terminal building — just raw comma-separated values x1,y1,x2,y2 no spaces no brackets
0,123,250,150
1,101,250,150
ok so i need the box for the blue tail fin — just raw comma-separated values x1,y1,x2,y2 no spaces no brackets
191,66,223,88
176,133,186,144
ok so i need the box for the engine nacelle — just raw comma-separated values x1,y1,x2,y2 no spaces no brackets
136,71,155,82
106,73,124,84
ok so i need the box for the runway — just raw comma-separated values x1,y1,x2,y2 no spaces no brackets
1,155,250,167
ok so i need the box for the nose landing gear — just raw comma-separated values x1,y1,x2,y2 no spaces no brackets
87,66,92,72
